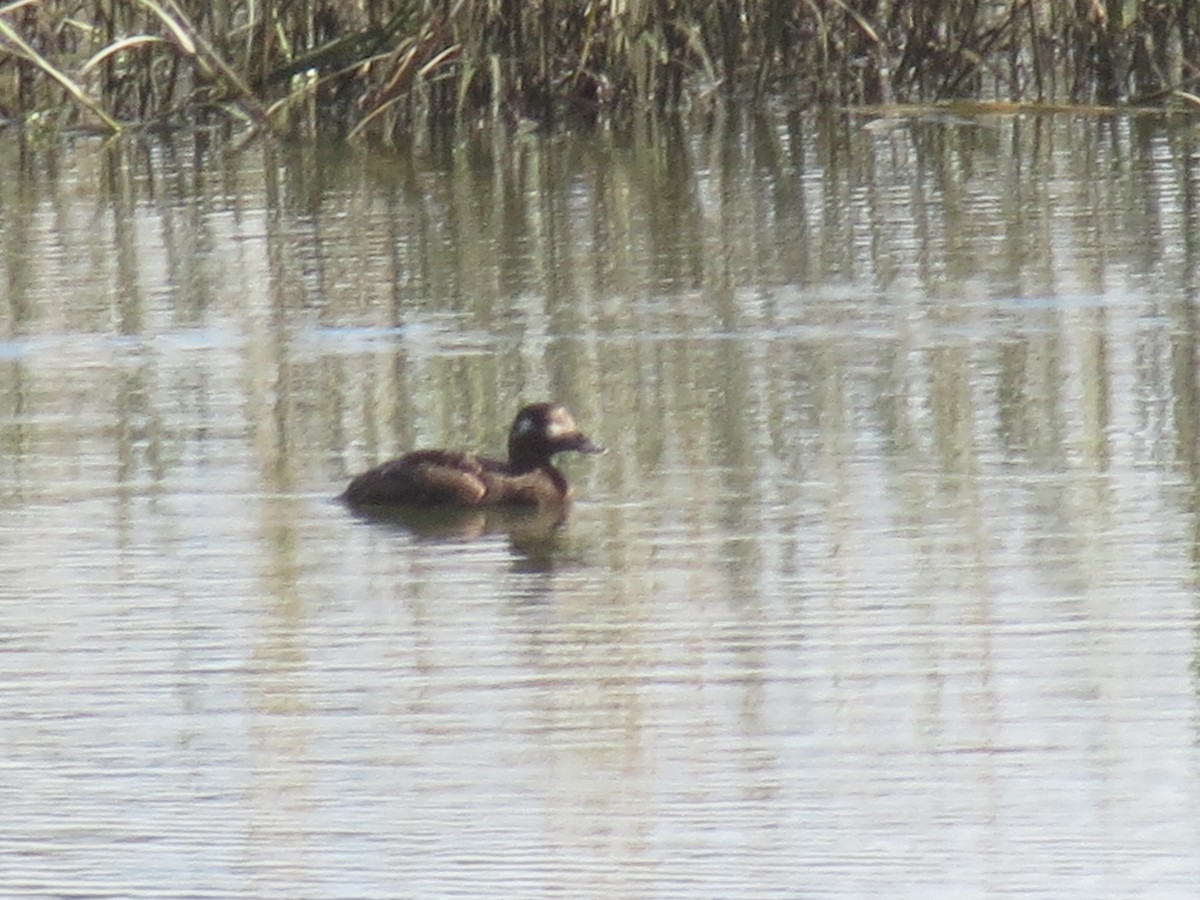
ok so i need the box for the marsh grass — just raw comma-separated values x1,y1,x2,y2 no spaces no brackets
1,1,1198,140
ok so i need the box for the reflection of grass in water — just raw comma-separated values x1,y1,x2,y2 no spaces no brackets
0,2,1193,138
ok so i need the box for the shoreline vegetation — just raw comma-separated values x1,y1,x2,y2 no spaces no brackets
1,1,1198,142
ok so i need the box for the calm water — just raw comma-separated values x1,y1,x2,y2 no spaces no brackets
3,112,1200,897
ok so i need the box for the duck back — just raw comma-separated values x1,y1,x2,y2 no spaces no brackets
341,450,504,508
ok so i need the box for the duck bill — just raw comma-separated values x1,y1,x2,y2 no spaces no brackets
570,434,606,455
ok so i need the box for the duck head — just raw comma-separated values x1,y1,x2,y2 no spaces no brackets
508,402,604,471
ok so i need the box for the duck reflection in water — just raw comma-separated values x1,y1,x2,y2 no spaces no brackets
340,402,604,539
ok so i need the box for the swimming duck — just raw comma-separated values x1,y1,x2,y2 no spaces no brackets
340,402,603,509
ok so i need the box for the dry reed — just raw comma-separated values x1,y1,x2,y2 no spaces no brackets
0,1,1197,140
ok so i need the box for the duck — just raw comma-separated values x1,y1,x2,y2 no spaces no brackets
340,402,604,509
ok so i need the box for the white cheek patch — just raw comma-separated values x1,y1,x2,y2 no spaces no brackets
545,417,575,438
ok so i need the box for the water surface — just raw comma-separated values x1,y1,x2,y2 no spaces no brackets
2,112,1200,896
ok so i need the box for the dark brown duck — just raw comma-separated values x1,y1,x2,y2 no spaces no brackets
340,402,604,509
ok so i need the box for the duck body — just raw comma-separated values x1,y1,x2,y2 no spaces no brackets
340,403,602,510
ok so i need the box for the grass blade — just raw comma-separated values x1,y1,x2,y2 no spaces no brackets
0,16,122,132
80,35,166,76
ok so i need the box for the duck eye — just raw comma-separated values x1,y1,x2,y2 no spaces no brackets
514,415,537,436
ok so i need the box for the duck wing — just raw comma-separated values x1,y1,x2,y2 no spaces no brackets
342,450,493,507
